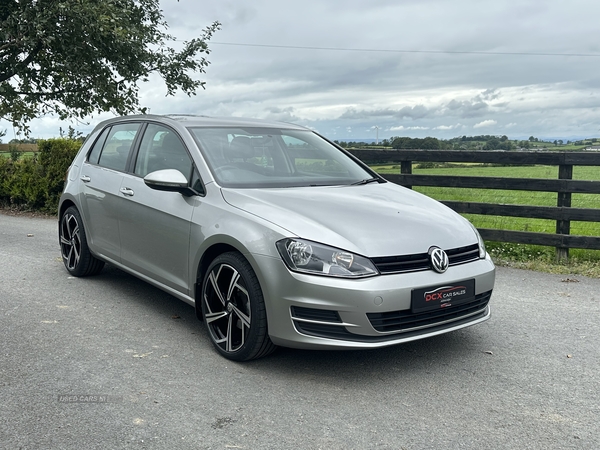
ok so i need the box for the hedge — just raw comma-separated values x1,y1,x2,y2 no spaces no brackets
0,138,81,212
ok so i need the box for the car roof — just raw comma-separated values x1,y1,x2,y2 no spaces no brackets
93,114,310,131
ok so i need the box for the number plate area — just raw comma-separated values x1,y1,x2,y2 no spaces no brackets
411,279,476,313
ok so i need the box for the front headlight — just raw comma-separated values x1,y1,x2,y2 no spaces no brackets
469,223,486,259
276,238,379,278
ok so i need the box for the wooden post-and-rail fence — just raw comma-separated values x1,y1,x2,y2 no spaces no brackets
348,149,600,261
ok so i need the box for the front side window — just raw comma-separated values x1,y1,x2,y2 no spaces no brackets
189,127,374,188
134,124,193,181
96,123,141,172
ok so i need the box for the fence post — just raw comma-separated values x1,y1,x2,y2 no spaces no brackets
400,161,412,189
556,164,573,262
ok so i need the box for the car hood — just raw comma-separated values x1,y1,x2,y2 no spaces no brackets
220,183,477,257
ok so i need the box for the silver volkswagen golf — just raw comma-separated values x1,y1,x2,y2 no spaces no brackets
59,115,495,361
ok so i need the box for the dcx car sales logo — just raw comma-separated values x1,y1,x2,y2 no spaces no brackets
429,247,449,273
424,285,467,307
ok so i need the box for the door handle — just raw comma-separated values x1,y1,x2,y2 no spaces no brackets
119,187,135,197
80,175,91,182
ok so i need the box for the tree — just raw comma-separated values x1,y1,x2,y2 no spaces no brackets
391,136,441,150
483,138,500,150
0,0,220,133
391,137,411,149
421,137,440,149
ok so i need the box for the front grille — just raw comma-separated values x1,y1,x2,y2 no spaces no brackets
367,290,492,333
372,244,480,274
449,244,481,265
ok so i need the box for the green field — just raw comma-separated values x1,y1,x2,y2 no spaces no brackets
372,164,600,268
0,151,37,159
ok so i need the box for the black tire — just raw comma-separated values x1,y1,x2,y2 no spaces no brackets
201,252,276,361
59,206,105,277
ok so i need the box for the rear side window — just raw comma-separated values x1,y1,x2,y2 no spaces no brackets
96,123,141,172
87,127,110,165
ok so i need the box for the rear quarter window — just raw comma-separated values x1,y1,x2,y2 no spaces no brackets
87,127,110,165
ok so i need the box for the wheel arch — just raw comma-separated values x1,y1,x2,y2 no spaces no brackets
58,198,76,220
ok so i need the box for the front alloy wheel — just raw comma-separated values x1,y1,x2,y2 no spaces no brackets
202,252,275,361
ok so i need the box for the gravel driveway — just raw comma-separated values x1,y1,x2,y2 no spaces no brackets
1,212,599,449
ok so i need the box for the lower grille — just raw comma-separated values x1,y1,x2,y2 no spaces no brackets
290,292,491,342
367,290,492,333
291,306,342,323
294,321,357,339
291,306,352,339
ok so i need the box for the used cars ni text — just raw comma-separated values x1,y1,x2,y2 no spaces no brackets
59,115,495,361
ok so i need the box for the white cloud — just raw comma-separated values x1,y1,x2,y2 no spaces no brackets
390,125,430,131
473,120,498,129
434,123,462,130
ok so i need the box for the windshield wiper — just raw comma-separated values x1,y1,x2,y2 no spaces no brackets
351,177,382,186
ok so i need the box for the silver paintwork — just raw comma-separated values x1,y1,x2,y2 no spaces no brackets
59,114,495,351
143,169,188,189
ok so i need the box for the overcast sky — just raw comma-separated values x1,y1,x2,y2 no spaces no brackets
6,0,600,141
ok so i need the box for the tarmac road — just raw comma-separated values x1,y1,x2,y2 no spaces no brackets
1,212,599,449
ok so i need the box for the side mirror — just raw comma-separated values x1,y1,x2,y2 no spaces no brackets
144,169,189,193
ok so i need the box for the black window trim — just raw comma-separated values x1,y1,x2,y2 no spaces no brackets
85,126,111,165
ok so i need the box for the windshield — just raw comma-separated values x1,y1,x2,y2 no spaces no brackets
188,127,375,188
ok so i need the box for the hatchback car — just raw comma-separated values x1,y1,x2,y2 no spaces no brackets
59,114,495,361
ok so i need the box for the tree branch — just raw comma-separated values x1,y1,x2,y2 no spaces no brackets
0,41,43,83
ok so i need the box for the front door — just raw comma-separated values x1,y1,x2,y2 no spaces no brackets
116,124,197,295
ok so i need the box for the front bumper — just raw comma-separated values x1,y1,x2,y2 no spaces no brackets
252,253,495,350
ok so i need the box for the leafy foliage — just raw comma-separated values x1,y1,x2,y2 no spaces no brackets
483,138,514,150
0,0,220,133
391,136,445,149
0,138,80,210
9,144,20,161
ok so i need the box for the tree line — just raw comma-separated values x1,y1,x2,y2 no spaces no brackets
335,135,600,150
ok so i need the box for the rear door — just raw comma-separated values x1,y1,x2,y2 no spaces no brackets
79,122,142,262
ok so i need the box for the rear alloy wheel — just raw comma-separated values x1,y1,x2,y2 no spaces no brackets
202,252,275,361
59,206,104,277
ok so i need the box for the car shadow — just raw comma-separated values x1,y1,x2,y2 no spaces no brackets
247,327,493,382
85,264,493,381
84,264,202,323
